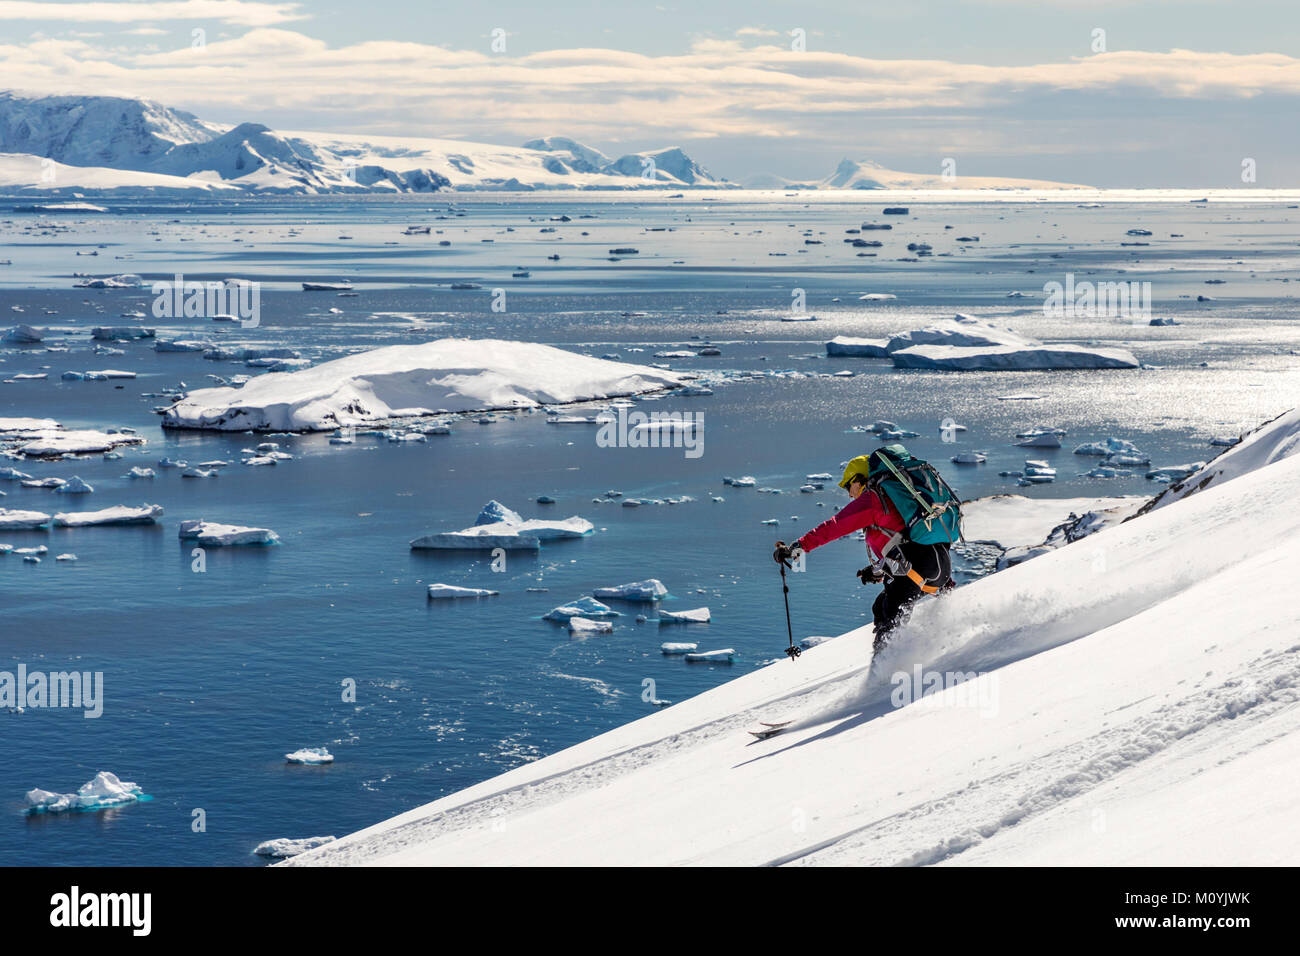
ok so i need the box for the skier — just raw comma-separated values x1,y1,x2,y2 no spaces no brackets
773,452,954,650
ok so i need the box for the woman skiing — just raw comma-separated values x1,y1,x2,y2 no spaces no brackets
774,451,953,650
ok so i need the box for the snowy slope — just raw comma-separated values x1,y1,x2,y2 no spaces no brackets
0,153,241,194
1137,407,1300,515
290,423,1300,866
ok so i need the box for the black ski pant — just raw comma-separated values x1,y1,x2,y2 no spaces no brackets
871,541,951,650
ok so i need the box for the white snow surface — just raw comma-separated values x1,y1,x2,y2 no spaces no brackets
288,430,1300,866
162,339,685,432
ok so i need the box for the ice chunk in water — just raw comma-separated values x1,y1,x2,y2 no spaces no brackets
285,747,333,765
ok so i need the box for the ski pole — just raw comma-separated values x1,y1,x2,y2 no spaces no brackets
779,558,801,660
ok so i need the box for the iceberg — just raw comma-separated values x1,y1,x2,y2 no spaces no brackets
161,339,686,432
1074,437,1144,457
825,336,890,357
411,510,591,550
543,597,619,622
54,504,163,527
285,747,334,765
178,519,279,546
25,771,144,814
658,607,711,624
92,326,154,340
54,476,94,494
427,584,500,599
569,617,614,635
2,324,43,344
0,508,50,529
411,529,541,550
475,500,523,526
661,642,698,654
1015,434,1062,449
892,343,1139,371
885,319,1027,353
17,429,145,457
254,836,337,858
593,579,668,601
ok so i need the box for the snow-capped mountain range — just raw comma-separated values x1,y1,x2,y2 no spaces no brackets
0,91,1093,196
0,91,724,194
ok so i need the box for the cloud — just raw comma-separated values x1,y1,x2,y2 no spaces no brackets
2,28,1297,150
0,1,305,27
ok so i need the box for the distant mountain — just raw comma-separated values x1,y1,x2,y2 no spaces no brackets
0,91,728,195
744,158,1091,191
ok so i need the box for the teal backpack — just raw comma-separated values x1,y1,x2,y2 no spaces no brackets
867,444,964,545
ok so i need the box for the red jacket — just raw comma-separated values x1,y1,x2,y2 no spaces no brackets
796,488,905,562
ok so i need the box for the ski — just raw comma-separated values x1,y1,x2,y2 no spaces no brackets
747,720,793,740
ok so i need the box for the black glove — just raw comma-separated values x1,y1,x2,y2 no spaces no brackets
773,540,803,565
857,565,885,585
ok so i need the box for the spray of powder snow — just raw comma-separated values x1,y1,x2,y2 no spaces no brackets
781,533,1210,731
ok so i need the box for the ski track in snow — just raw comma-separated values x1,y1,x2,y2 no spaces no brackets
772,642,1300,866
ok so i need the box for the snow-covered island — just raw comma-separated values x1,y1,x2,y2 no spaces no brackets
285,410,1300,866
162,339,687,432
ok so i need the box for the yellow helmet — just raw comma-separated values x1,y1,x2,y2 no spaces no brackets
839,454,872,489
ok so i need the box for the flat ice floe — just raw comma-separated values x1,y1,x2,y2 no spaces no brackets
684,647,734,661
569,617,614,635
658,607,711,624
25,771,144,814
892,343,1139,370
178,519,279,546
161,338,687,431
427,584,500,599
411,500,593,550
53,504,164,527
15,428,145,457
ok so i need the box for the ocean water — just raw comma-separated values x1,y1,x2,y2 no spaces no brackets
1,195,1297,865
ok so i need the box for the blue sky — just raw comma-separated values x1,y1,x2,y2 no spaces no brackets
2,0,1298,186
